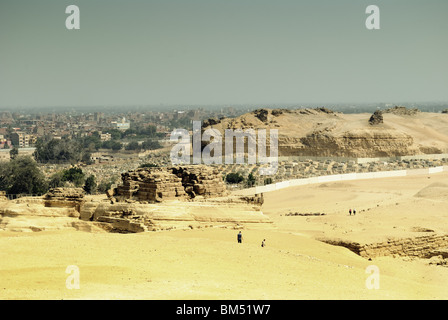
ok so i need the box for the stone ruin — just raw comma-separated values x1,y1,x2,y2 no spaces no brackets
114,167,186,202
23,167,268,234
369,110,383,125
44,187,85,212
112,165,228,203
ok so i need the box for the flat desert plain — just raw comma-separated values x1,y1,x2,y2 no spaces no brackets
1,171,448,299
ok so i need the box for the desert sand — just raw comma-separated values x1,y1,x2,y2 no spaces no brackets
1,171,448,300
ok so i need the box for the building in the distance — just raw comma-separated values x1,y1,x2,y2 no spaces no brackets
100,132,112,141
111,117,130,131
10,132,35,148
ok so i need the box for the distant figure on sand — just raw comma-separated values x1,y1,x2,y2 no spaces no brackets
237,231,243,243
349,209,352,216
261,239,266,247
353,209,356,215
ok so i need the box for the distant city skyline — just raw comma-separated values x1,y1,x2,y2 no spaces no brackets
1,0,447,108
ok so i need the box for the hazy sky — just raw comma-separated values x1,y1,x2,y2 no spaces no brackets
1,0,447,108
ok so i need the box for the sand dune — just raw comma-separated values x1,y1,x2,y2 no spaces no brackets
414,182,448,200
1,171,448,299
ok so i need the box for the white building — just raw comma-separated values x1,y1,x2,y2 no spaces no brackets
111,117,130,131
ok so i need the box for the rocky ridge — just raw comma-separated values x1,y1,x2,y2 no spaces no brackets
201,107,448,158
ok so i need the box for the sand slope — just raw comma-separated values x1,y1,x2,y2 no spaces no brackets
206,109,448,157
1,228,448,300
1,172,448,300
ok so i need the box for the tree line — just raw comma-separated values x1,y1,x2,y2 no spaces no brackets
0,156,114,196
33,125,163,164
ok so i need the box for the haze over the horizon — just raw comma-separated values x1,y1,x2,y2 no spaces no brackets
1,0,447,108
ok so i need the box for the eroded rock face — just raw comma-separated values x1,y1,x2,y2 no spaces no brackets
369,110,384,125
79,194,270,233
201,107,448,157
171,166,227,198
0,198,106,233
383,106,420,116
298,130,416,158
44,188,85,212
114,166,228,203
253,109,269,123
115,168,187,202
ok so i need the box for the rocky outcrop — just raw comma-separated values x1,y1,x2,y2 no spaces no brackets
114,166,227,203
0,199,106,232
384,106,420,116
201,107,448,158
297,130,416,158
171,166,227,198
85,166,265,232
203,118,221,127
79,194,270,233
115,168,187,203
321,234,448,259
369,110,383,125
253,109,269,123
44,188,85,212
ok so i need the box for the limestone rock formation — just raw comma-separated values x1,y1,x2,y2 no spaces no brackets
0,197,105,233
383,106,420,116
44,188,85,212
115,166,227,203
200,107,448,157
116,167,187,203
79,194,270,233
253,109,269,123
369,110,383,125
171,166,227,198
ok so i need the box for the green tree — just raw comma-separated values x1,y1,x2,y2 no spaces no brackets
225,172,244,184
125,141,141,151
83,175,97,194
102,140,122,151
111,141,123,151
138,163,158,168
48,171,66,188
9,146,18,160
62,167,85,187
82,135,102,151
33,138,84,164
0,156,48,195
109,129,123,140
246,173,256,187
141,139,162,150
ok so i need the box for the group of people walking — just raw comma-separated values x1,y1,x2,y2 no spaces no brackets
236,208,358,246
237,231,265,247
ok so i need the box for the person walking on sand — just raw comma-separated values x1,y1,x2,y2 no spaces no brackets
349,209,352,216
237,231,243,243
353,209,356,215
261,239,266,247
